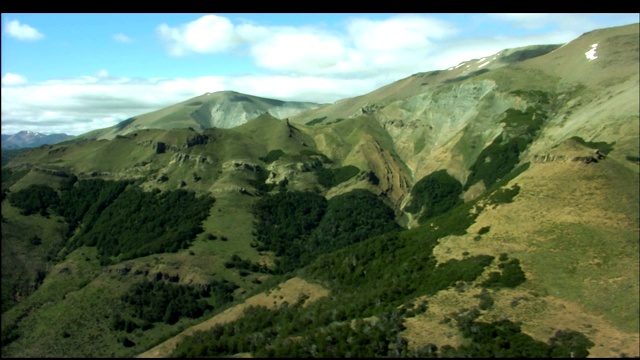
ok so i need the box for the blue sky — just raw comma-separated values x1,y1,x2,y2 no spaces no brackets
2,13,638,135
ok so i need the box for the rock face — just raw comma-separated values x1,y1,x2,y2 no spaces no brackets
357,134,411,207
154,142,166,154
87,91,325,140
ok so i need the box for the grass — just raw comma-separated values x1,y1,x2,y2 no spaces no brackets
1,202,68,313
523,223,638,333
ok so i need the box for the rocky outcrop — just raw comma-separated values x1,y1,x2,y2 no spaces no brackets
47,146,67,155
532,150,605,164
78,171,113,178
137,140,180,153
32,166,69,177
532,154,568,163
185,134,210,148
154,142,166,154
222,160,261,173
172,153,213,165
359,134,411,208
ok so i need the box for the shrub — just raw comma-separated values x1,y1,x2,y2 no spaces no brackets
477,226,491,235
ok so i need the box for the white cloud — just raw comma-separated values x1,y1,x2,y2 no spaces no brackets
95,69,109,78
4,19,44,41
347,15,456,52
157,14,240,56
112,33,133,43
154,14,460,77
0,71,392,135
2,73,28,85
250,31,348,74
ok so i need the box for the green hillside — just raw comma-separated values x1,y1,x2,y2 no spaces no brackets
1,22,638,358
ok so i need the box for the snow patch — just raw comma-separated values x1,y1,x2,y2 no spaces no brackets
478,60,492,68
585,43,598,61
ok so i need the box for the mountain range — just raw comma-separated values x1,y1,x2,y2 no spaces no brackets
1,22,638,358
1,131,73,149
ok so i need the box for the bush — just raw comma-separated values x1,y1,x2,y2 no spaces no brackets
482,258,526,288
477,226,491,235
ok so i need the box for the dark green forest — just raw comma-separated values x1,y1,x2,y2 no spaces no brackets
404,169,462,223
251,189,400,273
7,178,214,264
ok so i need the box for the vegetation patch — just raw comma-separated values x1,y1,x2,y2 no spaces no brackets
51,179,213,264
625,155,640,164
118,279,236,327
247,166,276,194
57,179,131,235
501,107,545,136
509,89,551,105
413,134,427,154
75,186,214,264
404,169,463,224
252,191,327,264
477,226,491,235
258,149,285,164
487,183,521,205
8,184,60,216
252,189,399,273
315,165,360,188
465,136,529,190
570,136,615,155
223,254,273,274
443,308,594,357
305,116,327,126
466,106,544,191
481,258,527,289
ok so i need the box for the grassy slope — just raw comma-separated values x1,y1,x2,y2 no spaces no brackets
420,155,639,357
2,23,638,359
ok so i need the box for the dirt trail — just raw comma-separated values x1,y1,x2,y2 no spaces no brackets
136,277,329,358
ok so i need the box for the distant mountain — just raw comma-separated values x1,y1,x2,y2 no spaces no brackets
72,90,325,141
1,131,73,149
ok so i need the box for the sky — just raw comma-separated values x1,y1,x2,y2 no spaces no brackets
1,13,638,136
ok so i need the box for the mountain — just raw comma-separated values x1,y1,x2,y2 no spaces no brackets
1,131,73,149
1,23,638,358
71,90,325,141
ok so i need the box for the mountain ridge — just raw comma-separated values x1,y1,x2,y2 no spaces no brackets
1,22,638,358
1,131,73,149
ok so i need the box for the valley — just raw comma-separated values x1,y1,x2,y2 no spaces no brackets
1,22,638,358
